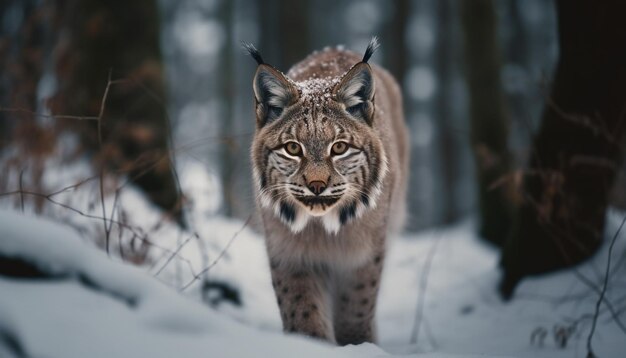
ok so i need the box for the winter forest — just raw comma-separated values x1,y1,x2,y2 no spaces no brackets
1,0,626,357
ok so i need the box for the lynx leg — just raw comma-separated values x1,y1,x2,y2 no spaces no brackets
333,252,384,345
270,263,335,342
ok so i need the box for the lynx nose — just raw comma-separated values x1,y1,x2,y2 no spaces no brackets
307,181,327,196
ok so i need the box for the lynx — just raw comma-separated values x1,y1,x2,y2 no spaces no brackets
247,38,409,345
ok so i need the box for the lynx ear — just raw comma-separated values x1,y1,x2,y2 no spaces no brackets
333,63,375,125
253,65,298,127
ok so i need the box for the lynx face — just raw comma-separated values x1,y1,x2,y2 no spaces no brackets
251,62,388,234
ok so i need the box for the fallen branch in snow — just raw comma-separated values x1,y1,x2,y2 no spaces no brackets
153,232,199,277
18,169,25,213
586,213,626,358
181,215,252,291
571,269,626,334
410,230,443,346
98,70,115,255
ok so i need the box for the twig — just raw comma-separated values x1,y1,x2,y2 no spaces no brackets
180,215,252,291
572,269,626,334
18,169,25,213
153,232,197,277
586,214,626,357
108,188,124,259
0,106,100,121
98,70,114,254
107,188,122,235
546,97,618,146
410,231,443,345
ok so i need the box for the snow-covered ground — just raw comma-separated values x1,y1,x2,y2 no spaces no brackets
1,205,625,357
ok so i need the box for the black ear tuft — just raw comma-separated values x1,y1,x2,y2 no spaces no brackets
242,42,264,65
362,36,380,63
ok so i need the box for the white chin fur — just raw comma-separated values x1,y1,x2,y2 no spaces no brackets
289,213,310,233
321,214,341,235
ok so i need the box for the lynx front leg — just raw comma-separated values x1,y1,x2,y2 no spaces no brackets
333,252,384,345
270,264,335,342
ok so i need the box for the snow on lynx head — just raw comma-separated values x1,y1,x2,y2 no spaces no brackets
248,39,389,234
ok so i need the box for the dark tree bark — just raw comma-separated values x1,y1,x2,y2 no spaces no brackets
0,1,53,210
610,142,626,210
276,0,311,70
219,0,236,217
460,0,513,245
259,0,310,71
499,0,626,299
436,0,461,225
51,0,184,225
0,0,47,149
384,0,410,84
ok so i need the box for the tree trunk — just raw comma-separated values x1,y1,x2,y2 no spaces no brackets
51,0,184,225
384,0,410,84
0,1,52,210
610,141,626,210
435,0,458,225
276,0,310,70
258,0,310,71
219,0,236,217
0,0,46,149
499,0,626,299
460,0,513,246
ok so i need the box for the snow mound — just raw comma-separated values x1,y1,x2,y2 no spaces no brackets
0,210,372,358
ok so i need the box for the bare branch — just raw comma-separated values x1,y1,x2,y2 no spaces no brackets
180,215,252,291
0,106,100,121
98,70,114,254
18,169,25,213
153,233,197,277
587,214,626,357
410,231,442,345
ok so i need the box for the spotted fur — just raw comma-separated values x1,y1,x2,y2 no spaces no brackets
249,41,409,345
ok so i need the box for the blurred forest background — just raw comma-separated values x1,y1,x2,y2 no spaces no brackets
1,0,625,296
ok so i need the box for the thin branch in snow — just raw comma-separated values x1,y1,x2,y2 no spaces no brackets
18,169,25,213
410,231,443,345
586,214,626,358
153,232,198,277
98,69,114,255
181,215,252,291
571,269,626,335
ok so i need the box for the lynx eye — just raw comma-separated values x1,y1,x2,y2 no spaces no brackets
331,141,349,156
284,142,303,156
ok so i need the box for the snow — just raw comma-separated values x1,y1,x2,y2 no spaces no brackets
0,210,343,358
1,202,625,357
